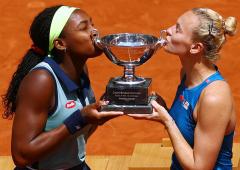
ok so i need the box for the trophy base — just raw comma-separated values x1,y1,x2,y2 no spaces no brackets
100,95,157,114
106,78,152,105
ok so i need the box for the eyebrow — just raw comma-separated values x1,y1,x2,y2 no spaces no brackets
77,17,93,26
78,20,88,25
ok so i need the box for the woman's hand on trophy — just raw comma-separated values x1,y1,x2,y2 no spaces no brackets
100,92,106,100
127,100,172,126
151,91,169,111
81,101,124,125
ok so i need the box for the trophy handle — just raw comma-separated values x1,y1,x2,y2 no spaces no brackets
91,29,122,65
139,49,155,64
154,30,167,49
91,29,104,49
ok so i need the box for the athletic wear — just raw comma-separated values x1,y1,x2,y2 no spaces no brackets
19,57,95,170
169,70,233,170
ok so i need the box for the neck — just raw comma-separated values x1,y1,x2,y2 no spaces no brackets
180,55,216,88
60,55,88,85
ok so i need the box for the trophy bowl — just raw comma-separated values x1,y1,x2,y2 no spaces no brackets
92,29,167,113
99,33,158,66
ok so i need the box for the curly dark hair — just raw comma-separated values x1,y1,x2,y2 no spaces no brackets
2,5,62,119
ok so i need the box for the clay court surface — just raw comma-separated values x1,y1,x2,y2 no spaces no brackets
0,0,240,156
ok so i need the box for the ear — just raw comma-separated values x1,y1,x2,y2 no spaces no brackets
53,38,66,51
190,42,204,54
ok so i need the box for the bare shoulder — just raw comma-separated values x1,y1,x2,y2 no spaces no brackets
202,80,232,102
198,80,233,121
17,69,55,106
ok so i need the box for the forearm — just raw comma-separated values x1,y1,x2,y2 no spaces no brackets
86,124,98,138
149,99,223,169
165,120,196,170
13,125,70,166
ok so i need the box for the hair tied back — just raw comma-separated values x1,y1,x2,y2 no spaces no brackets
31,44,45,56
222,19,227,34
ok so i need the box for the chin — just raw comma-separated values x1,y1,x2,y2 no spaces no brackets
163,46,171,53
88,50,103,58
163,46,177,55
95,49,103,56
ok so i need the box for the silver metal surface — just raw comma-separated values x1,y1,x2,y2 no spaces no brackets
92,29,167,84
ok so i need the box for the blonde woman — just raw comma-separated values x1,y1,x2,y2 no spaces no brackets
129,8,237,170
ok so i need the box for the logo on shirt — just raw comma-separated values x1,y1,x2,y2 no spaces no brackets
179,95,189,110
205,79,211,83
65,100,76,109
75,125,81,130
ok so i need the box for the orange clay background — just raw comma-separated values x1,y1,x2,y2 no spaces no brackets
0,0,240,156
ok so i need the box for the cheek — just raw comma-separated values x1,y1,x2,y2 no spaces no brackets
72,34,95,53
81,38,95,51
166,36,190,54
76,35,102,57
171,36,184,46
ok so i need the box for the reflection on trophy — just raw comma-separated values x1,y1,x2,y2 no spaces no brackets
92,29,167,114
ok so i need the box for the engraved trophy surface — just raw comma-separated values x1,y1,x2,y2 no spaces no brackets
92,29,167,114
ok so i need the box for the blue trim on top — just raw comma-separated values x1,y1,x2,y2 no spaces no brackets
43,57,95,105
44,57,79,92
181,65,221,91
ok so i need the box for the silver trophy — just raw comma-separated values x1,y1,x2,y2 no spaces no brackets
92,29,167,114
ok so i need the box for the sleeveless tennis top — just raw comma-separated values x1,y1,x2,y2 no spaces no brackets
169,70,234,170
31,57,96,169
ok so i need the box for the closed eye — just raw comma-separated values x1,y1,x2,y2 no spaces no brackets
90,18,94,27
77,18,94,30
78,21,88,30
176,23,182,33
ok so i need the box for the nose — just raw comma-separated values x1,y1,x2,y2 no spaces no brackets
89,24,96,34
166,26,173,36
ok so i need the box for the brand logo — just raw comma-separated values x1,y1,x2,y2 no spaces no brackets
65,100,76,109
179,95,189,110
75,125,81,130
205,79,211,83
